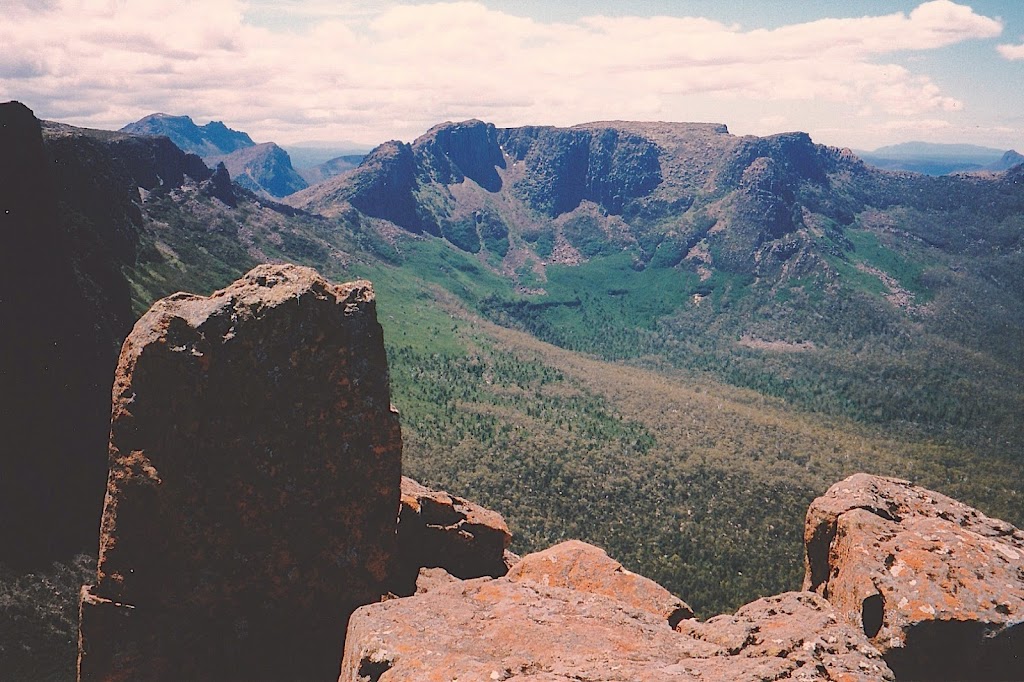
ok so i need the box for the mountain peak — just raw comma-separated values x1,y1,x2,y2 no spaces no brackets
121,113,255,158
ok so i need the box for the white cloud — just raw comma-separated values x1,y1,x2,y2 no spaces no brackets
997,42,1024,60
0,0,1007,147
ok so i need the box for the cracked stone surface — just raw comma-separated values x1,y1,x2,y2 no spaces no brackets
803,473,1024,681
340,544,891,681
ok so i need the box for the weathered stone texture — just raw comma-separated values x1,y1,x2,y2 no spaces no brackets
340,544,891,682
507,539,693,626
78,264,402,681
394,476,512,594
804,473,1024,681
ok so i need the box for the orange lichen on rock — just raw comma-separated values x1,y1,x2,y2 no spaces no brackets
803,473,1024,681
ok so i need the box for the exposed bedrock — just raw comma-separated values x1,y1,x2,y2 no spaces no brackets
78,264,403,681
804,473,1024,681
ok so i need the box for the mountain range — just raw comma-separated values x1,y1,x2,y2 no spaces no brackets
856,140,1024,175
119,113,361,199
3,100,1023,679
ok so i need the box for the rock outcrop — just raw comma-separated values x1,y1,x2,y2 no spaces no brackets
78,264,403,681
394,476,512,594
804,473,1024,681
507,539,693,627
340,542,892,682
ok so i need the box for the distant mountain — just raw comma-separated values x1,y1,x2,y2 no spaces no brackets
207,142,308,198
986,149,1024,172
285,145,371,169
123,114,311,197
121,113,255,157
296,154,365,185
856,141,1011,175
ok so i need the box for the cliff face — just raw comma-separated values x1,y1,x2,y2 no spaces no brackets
0,104,134,567
0,102,219,568
498,125,663,216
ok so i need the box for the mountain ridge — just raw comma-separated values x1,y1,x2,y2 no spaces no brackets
121,113,308,198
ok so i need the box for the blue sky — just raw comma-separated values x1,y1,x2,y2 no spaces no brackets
2,1,1022,151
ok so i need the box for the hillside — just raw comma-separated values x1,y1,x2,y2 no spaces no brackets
2,105,1023,678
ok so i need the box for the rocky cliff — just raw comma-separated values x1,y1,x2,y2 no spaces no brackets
0,102,211,568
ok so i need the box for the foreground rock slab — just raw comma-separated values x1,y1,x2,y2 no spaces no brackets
804,473,1024,681
78,264,402,681
341,544,891,682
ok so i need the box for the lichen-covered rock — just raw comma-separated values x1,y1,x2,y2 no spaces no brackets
507,539,693,626
803,473,1024,681
340,551,891,681
675,591,893,682
393,476,512,594
78,264,402,682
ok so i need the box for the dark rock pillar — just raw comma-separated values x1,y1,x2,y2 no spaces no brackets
78,264,402,681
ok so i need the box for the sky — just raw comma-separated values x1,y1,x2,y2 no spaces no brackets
2,0,1023,151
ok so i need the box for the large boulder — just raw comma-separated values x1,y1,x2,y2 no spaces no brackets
78,264,403,681
340,543,892,681
394,476,512,594
803,473,1024,680
507,539,693,626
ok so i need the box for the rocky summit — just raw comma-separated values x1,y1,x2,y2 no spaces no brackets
78,265,403,681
